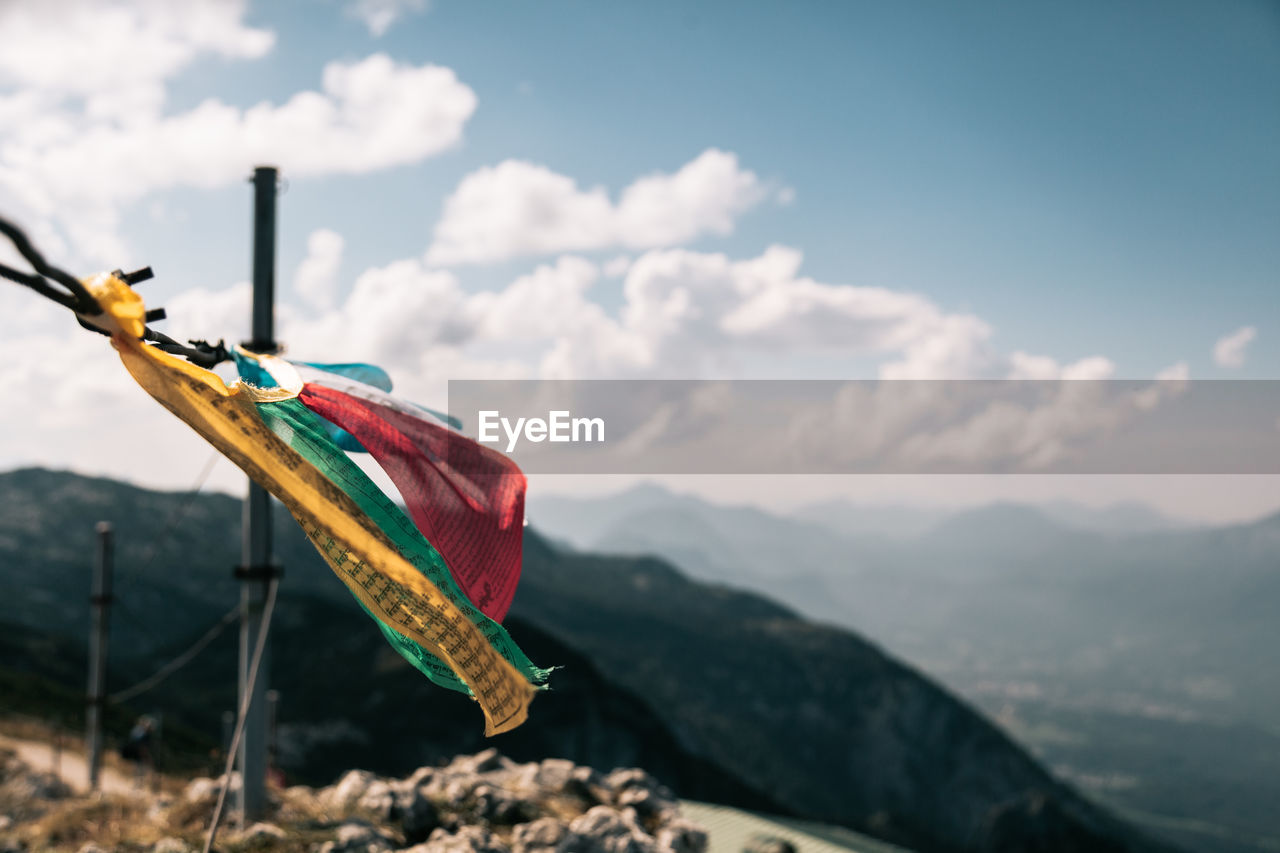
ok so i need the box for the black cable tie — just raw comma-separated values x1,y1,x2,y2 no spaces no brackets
240,338,281,355
76,315,111,337
123,267,154,285
2,216,233,369
234,563,283,580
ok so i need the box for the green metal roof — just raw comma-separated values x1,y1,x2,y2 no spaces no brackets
678,801,913,853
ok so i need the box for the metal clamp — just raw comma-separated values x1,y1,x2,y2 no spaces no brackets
233,563,284,581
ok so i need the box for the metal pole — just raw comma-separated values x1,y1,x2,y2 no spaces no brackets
236,165,280,823
86,521,113,791
266,689,279,787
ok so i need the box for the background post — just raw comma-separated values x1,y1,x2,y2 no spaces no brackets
236,165,280,823
85,521,113,791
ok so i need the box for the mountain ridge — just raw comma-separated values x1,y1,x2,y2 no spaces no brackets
0,467,1181,853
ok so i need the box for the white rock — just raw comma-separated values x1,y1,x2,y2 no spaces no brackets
317,820,394,853
240,822,287,841
322,769,381,812
535,759,575,792
182,773,239,803
405,825,510,853
655,820,708,853
511,816,568,853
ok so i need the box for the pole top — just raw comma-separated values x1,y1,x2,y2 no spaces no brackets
95,521,113,534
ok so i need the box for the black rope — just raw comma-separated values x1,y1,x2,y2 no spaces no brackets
108,451,226,657
203,578,278,853
0,259,78,309
0,213,231,367
109,603,240,704
0,216,97,312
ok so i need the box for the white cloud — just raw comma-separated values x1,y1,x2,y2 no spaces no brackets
163,281,253,346
4,54,475,210
276,243,1114,390
1,237,1166,492
0,1,274,101
424,149,771,265
1213,325,1256,368
346,0,429,37
294,229,346,310
602,255,632,278
1,4,476,267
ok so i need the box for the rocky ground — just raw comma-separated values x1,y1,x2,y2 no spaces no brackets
0,746,709,853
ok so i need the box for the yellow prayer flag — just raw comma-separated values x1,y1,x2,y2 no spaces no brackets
82,272,535,735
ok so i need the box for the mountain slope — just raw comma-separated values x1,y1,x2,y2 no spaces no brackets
511,533,1169,853
0,468,1177,853
526,484,1280,852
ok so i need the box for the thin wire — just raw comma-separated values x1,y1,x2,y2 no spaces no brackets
135,451,221,575
108,603,240,704
110,451,223,654
203,577,278,853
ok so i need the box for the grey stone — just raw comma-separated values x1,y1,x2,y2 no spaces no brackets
356,779,399,818
322,769,381,812
184,774,238,803
534,759,575,792
511,817,568,853
434,776,477,807
317,820,394,853
8,770,70,801
565,766,607,804
400,787,441,844
151,836,192,853
655,820,708,853
505,763,541,796
404,825,510,853
451,748,510,776
616,788,663,818
604,770,669,800
563,806,657,853
469,782,526,824
239,822,287,842
408,766,437,788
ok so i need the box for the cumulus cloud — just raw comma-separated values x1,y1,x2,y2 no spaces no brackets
1008,352,1116,380
294,229,346,310
602,255,632,278
347,0,429,36
4,54,475,215
1155,361,1190,382
272,243,1114,390
0,0,476,267
2,233,1161,490
424,149,771,265
1213,325,1256,368
0,1,274,102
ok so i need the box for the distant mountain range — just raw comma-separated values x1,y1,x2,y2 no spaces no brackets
0,468,1183,853
529,485,1280,853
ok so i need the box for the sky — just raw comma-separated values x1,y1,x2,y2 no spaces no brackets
0,0,1277,522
